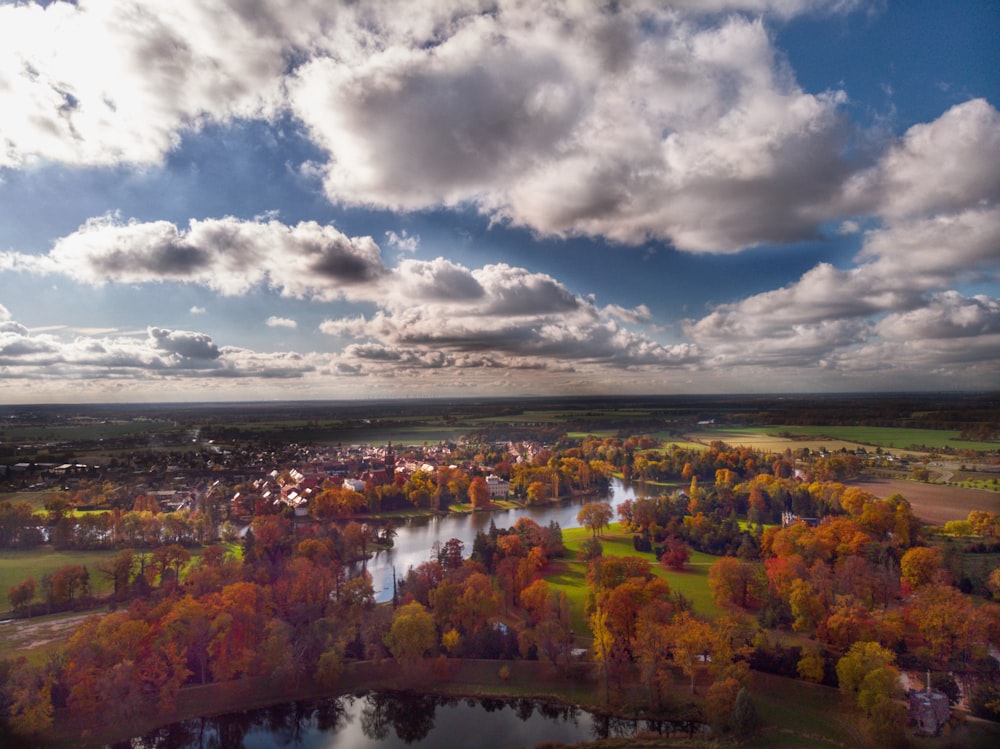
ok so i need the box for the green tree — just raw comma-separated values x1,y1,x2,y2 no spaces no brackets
797,642,825,683
729,687,761,736
836,641,896,703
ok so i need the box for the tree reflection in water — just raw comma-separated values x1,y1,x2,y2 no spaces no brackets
361,691,438,743
122,690,703,748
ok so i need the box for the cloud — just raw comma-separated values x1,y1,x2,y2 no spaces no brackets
5,214,693,377
385,230,419,253
1,1,877,253
684,102,1000,379
0,313,318,382
292,9,854,252
0,0,298,169
1,214,388,298
189,306,206,315
266,316,298,329
148,327,220,360
876,292,1000,341
842,99,1000,220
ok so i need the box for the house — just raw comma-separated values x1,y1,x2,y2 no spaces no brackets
908,674,950,736
485,474,510,498
909,689,950,735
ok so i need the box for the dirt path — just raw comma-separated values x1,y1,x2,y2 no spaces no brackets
0,610,103,653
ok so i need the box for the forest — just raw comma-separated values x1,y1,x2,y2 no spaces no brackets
0,395,998,748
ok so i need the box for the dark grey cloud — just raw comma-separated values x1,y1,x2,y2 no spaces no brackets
148,327,221,360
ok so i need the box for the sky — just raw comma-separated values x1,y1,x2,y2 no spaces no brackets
0,0,998,404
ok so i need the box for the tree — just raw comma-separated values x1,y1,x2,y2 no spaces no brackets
385,602,437,666
468,476,491,508
634,600,675,706
668,611,718,694
900,546,944,590
519,578,552,626
7,577,36,615
708,557,767,610
315,649,344,689
97,548,136,602
577,502,614,538
729,687,761,737
908,583,978,666
988,566,1000,601
836,641,896,700
660,536,691,571
797,642,825,683
5,658,53,736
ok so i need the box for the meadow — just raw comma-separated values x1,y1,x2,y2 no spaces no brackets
0,547,120,607
545,523,720,636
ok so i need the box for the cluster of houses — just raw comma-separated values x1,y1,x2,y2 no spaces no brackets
235,441,512,516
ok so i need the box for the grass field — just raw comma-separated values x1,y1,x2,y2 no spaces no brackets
0,548,120,606
0,490,51,509
0,544,236,613
545,523,720,635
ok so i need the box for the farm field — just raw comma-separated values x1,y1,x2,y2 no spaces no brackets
689,425,999,455
848,478,1000,525
687,429,887,455
752,425,996,452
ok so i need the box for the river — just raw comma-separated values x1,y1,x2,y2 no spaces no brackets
361,478,654,601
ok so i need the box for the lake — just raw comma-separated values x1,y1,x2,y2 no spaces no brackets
361,478,657,601
120,691,703,749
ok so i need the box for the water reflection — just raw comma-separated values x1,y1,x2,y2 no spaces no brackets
121,690,701,748
364,478,655,601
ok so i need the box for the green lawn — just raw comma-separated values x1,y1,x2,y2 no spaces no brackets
545,523,720,635
0,544,236,611
747,672,861,748
0,548,121,606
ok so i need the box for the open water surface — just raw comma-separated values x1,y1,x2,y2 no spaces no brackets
363,477,655,601
121,691,704,749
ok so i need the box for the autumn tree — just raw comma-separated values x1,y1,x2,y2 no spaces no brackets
835,641,904,746
385,602,437,666
660,536,690,571
634,599,675,706
797,642,825,683
577,502,614,538
836,641,897,703
908,583,980,667
4,657,54,736
468,475,490,508
708,556,767,610
668,611,719,694
7,577,36,615
900,545,944,591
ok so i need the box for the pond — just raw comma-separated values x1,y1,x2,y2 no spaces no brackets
119,691,704,749
361,478,660,601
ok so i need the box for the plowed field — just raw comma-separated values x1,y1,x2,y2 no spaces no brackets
848,478,1000,524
